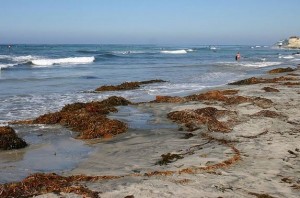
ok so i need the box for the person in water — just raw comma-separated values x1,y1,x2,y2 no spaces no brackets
235,52,241,61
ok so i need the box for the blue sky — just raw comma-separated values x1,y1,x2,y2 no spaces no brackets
0,0,299,44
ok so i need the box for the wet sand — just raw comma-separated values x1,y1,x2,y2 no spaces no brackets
1,67,300,198
76,68,299,198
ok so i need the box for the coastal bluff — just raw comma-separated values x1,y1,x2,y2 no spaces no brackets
282,36,300,48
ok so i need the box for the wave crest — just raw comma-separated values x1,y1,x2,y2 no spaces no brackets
31,57,95,66
0,63,18,70
240,61,282,67
160,50,188,54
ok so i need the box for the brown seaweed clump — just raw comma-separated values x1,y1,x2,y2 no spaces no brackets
250,110,281,118
156,153,184,165
282,82,300,86
268,67,295,74
262,87,280,92
154,95,186,103
0,173,100,198
154,89,272,109
14,96,131,139
248,192,276,198
185,90,232,102
153,90,239,104
167,107,235,132
229,76,297,85
95,79,166,92
0,126,27,150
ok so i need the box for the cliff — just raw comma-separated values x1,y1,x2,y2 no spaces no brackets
286,36,300,48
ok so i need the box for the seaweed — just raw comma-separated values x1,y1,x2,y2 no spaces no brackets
156,153,184,165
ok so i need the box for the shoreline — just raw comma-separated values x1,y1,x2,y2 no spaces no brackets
1,66,300,197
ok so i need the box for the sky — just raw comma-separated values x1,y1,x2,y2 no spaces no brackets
0,0,299,45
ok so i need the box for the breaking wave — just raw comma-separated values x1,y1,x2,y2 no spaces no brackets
0,63,18,70
278,55,294,59
160,49,188,54
31,57,95,66
218,61,282,68
0,55,40,69
239,61,282,67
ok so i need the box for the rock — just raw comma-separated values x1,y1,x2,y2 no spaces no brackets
95,79,166,92
268,67,295,74
0,126,27,150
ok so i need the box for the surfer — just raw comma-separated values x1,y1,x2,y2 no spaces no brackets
235,52,241,61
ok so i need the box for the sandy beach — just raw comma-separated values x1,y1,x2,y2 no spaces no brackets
80,67,300,198
1,66,300,198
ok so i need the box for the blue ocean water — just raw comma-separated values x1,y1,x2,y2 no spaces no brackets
0,44,299,123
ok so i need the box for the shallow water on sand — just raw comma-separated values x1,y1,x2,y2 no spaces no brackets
0,125,92,183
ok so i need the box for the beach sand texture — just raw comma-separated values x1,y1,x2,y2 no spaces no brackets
1,67,300,198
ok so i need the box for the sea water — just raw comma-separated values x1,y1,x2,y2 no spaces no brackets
0,44,299,183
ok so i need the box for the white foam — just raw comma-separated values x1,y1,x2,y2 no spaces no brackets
146,83,207,95
240,61,282,67
160,50,187,54
0,63,17,69
278,55,294,59
218,61,282,68
31,56,95,66
0,55,39,62
0,55,12,59
291,58,300,62
12,55,38,62
0,55,41,69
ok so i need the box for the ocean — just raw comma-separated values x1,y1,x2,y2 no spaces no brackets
0,44,299,183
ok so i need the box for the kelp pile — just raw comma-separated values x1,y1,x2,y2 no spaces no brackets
153,90,239,103
228,76,297,85
153,89,273,109
268,67,296,74
0,173,102,198
13,96,131,139
95,79,166,92
262,87,280,92
167,107,237,132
